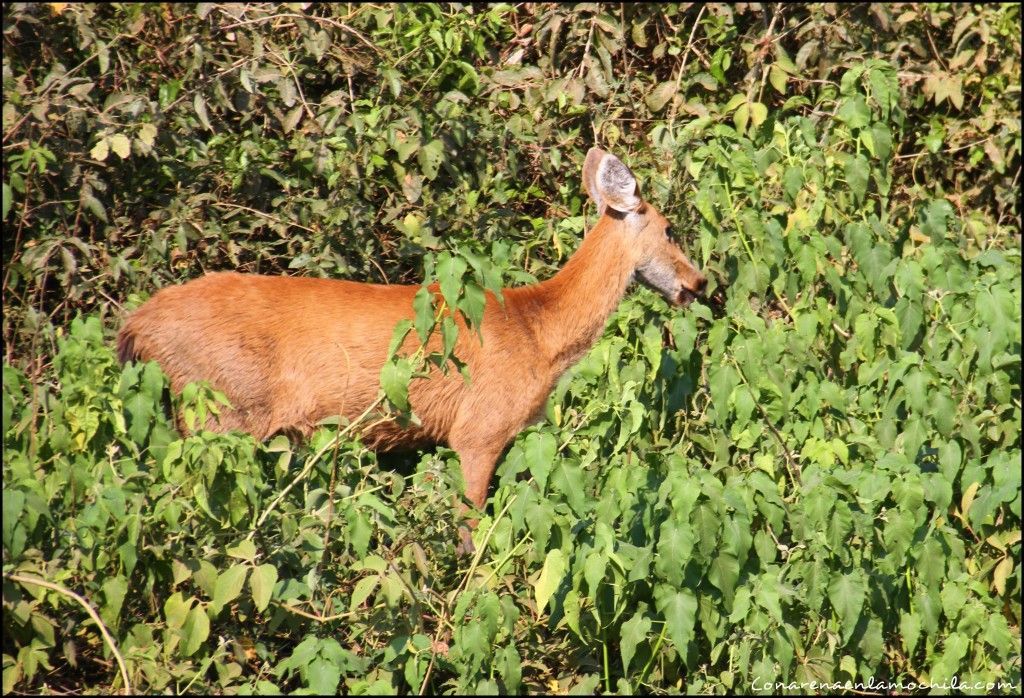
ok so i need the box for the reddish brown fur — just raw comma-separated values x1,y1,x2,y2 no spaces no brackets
117,148,705,542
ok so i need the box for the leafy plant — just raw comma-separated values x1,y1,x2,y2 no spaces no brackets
3,2,1020,694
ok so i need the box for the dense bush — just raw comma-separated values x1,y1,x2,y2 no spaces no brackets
3,3,1020,694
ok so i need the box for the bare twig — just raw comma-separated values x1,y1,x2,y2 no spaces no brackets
3,34,126,143
755,10,781,105
212,201,319,235
266,47,320,131
729,357,800,487
249,395,385,533
275,600,361,623
893,136,994,160
218,10,381,55
4,573,133,696
666,5,707,132
418,492,519,694
576,16,597,78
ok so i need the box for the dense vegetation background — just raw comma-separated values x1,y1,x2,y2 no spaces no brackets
2,2,1020,694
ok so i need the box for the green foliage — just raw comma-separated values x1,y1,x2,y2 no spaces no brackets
3,2,1021,694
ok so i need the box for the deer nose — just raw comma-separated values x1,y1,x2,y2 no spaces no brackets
692,275,707,294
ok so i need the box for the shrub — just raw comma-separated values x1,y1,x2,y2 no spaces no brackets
3,3,1020,693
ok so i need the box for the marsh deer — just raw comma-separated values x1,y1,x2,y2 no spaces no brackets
117,147,707,551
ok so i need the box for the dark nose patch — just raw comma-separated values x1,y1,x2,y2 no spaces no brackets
692,275,707,294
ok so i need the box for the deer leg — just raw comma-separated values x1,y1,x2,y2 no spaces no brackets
449,442,503,556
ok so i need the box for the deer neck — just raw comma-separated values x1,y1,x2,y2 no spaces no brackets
513,217,636,374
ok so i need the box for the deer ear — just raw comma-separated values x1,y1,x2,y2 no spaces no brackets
582,147,642,214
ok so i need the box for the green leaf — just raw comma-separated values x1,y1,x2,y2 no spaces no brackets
646,81,676,113
282,105,303,134
656,520,694,586
380,358,413,412
902,368,929,415
920,199,954,241
723,93,746,112
870,124,892,160
307,657,341,694
836,95,870,129
164,592,192,630
418,139,444,180
708,552,739,607
497,642,522,693
583,550,607,596
211,563,248,615
619,605,651,675
523,432,557,493
931,632,969,682
782,166,803,202
226,539,257,561
194,94,213,130
721,515,753,565
693,503,720,557
900,611,921,656
394,135,419,163
534,548,566,614
250,564,278,613
439,316,458,367
349,575,379,611
436,253,468,311
732,385,756,428
3,181,13,219
124,390,153,444
386,318,414,359
708,364,738,424
828,570,865,643
769,64,787,94
655,586,697,662
100,576,128,629
773,46,799,74
845,154,869,205
458,281,486,330
413,286,435,344
181,606,210,657
382,67,402,98
158,78,182,106
755,575,784,622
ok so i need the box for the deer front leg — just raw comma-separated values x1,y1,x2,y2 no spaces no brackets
450,442,503,556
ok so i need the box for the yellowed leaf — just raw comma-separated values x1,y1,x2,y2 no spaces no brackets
769,64,787,94
90,138,109,162
986,533,1006,551
733,103,749,135
108,133,131,159
402,213,421,236
749,101,768,128
992,556,1013,596
909,226,931,244
959,481,980,521
137,123,157,148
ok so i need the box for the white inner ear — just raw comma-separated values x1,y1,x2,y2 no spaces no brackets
597,155,641,212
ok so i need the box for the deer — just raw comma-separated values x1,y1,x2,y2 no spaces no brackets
117,147,707,552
